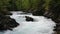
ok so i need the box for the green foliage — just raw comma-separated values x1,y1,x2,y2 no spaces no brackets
0,0,60,11
0,0,10,8
0,0,10,12
16,0,22,10
16,0,31,11
0,0,12,15
31,0,39,9
8,0,17,11
16,0,45,11
21,0,31,10
44,0,51,10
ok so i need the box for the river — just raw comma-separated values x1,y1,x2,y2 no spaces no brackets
0,11,56,34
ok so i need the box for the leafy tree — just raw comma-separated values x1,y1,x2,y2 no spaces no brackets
8,0,17,11
0,0,10,10
15,0,22,10
0,0,10,13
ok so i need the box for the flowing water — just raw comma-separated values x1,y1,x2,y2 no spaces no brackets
0,11,56,34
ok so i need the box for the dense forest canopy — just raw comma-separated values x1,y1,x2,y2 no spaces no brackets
0,0,60,15
0,0,60,11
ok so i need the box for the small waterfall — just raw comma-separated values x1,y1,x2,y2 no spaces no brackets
1,11,56,34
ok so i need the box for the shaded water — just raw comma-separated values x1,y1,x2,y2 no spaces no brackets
1,11,56,34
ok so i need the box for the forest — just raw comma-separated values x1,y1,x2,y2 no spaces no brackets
0,0,59,11
0,0,60,15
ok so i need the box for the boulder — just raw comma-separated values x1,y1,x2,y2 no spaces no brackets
25,16,34,22
32,9,44,16
0,14,19,31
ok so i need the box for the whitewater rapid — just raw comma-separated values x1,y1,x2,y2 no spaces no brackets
1,11,56,34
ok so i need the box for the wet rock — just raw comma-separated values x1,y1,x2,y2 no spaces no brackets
0,14,19,31
54,27,60,31
0,10,12,15
25,16,34,22
32,9,45,16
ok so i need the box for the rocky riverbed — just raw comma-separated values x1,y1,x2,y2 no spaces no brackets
0,13,19,31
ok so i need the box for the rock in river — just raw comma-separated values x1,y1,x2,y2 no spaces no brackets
25,16,34,22
0,14,19,31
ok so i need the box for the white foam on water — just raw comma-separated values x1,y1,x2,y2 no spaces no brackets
0,11,56,34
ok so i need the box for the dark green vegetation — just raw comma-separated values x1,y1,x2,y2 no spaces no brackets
0,0,60,34
0,0,60,15
0,0,60,12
